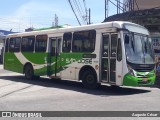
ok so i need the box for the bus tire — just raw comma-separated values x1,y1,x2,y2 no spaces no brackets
82,70,99,89
24,64,34,80
111,85,120,89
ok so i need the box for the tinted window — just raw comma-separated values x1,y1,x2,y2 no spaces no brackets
21,36,35,52
73,30,96,52
63,33,72,52
35,35,47,52
9,37,21,52
111,34,118,57
5,38,9,52
102,35,109,57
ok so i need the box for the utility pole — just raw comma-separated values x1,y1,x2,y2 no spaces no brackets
55,14,58,27
105,0,109,19
129,0,134,11
132,0,135,11
52,14,58,27
117,0,120,14
88,8,91,24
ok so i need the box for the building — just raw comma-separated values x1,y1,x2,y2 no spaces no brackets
123,0,160,11
105,0,160,34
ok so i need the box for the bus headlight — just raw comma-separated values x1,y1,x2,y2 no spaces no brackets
127,65,135,76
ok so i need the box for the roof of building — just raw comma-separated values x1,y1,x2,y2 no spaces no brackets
0,30,16,37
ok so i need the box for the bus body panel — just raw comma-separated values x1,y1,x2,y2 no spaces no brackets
3,21,156,87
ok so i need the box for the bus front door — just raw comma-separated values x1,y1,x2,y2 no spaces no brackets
47,37,61,77
101,33,118,84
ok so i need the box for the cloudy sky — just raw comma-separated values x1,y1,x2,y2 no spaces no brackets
0,0,119,32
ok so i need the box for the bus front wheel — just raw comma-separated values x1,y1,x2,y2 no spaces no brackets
82,70,99,89
24,64,34,80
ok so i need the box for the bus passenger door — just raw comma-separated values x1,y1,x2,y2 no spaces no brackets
101,33,118,84
47,37,61,77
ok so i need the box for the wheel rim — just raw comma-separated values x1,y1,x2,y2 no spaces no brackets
86,74,95,84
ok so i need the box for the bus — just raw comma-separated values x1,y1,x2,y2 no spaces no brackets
0,36,5,63
4,21,156,89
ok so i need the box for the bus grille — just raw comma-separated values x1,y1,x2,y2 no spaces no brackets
134,66,153,72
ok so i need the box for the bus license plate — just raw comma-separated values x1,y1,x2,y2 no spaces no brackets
142,78,148,82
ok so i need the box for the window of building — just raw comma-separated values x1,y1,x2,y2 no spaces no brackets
72,30,96,52
63,33,72,52
35,35,47,52
9,37,21,52
21,36,35,52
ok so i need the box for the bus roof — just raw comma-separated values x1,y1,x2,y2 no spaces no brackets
7,21,148,37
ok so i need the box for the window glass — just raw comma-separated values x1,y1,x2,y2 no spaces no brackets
21,36,35,52
35,35,47,52
5,38,9,52
102,35,109,57
111,34,118,57
73,30,96,52
124,33,154,64
63,33,72,52
9,37,21,52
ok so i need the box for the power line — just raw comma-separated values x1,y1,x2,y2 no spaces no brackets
77,0,85,15
108,0,125,13
73,0,86,24
68,0,81,25
83,0,88,23
67,0,90,25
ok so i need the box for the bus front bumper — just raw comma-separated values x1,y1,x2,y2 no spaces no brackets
123,73,156,87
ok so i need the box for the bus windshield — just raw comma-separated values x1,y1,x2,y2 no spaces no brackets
124,33,154,64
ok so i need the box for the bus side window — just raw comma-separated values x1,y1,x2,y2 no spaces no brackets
5,38,9,52
21,36,35,52
35,35,47,52
72,30,96,52
111,34,118,57
63,33,72,52
9,37,21,52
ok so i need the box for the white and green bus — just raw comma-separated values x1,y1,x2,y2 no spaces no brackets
4,21,155,89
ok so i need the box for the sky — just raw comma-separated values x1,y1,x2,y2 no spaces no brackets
0,0,119,32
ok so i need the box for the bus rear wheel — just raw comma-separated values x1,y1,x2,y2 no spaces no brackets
82,70,99,89
24,64,34,80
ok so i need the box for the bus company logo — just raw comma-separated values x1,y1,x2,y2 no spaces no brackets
2,112,11,117
2,112,42,118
